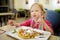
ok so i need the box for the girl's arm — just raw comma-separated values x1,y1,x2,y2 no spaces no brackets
42,20,54,34
8,19,31,27
37,18,54,34
16,19,32,27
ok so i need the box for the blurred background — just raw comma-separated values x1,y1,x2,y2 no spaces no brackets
0,0,60,36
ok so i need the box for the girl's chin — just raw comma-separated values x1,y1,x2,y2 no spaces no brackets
32,18,38,22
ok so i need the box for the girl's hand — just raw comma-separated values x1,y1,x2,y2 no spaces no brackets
36,17,44,30
8,20,20,27
37,16,44,24
8,20,16,26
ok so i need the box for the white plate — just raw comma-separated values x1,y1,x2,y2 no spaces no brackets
6,26,51,40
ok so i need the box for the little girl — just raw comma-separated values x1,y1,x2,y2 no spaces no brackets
8,3,54,34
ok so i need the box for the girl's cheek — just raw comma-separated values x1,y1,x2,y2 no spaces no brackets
35,13,39,17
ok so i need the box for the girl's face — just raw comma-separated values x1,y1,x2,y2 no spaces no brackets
30,4,43,21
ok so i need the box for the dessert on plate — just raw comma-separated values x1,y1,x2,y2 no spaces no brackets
18,27,44,39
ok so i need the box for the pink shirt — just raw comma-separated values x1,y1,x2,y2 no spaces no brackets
20,19,53,31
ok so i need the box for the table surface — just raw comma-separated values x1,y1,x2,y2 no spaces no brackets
0,25,59,40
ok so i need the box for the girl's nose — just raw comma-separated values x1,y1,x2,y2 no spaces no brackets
33,12,36,14
33,14,36,17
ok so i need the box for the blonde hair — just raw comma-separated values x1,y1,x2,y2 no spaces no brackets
30,3,46,19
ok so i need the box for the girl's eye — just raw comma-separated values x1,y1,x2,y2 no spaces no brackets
31,10,39,12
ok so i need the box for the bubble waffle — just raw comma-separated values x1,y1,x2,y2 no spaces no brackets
18,28,41,39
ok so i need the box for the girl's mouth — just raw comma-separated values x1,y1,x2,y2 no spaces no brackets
33,15,36,17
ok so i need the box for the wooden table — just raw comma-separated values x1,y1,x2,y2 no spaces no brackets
0,25,59,40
